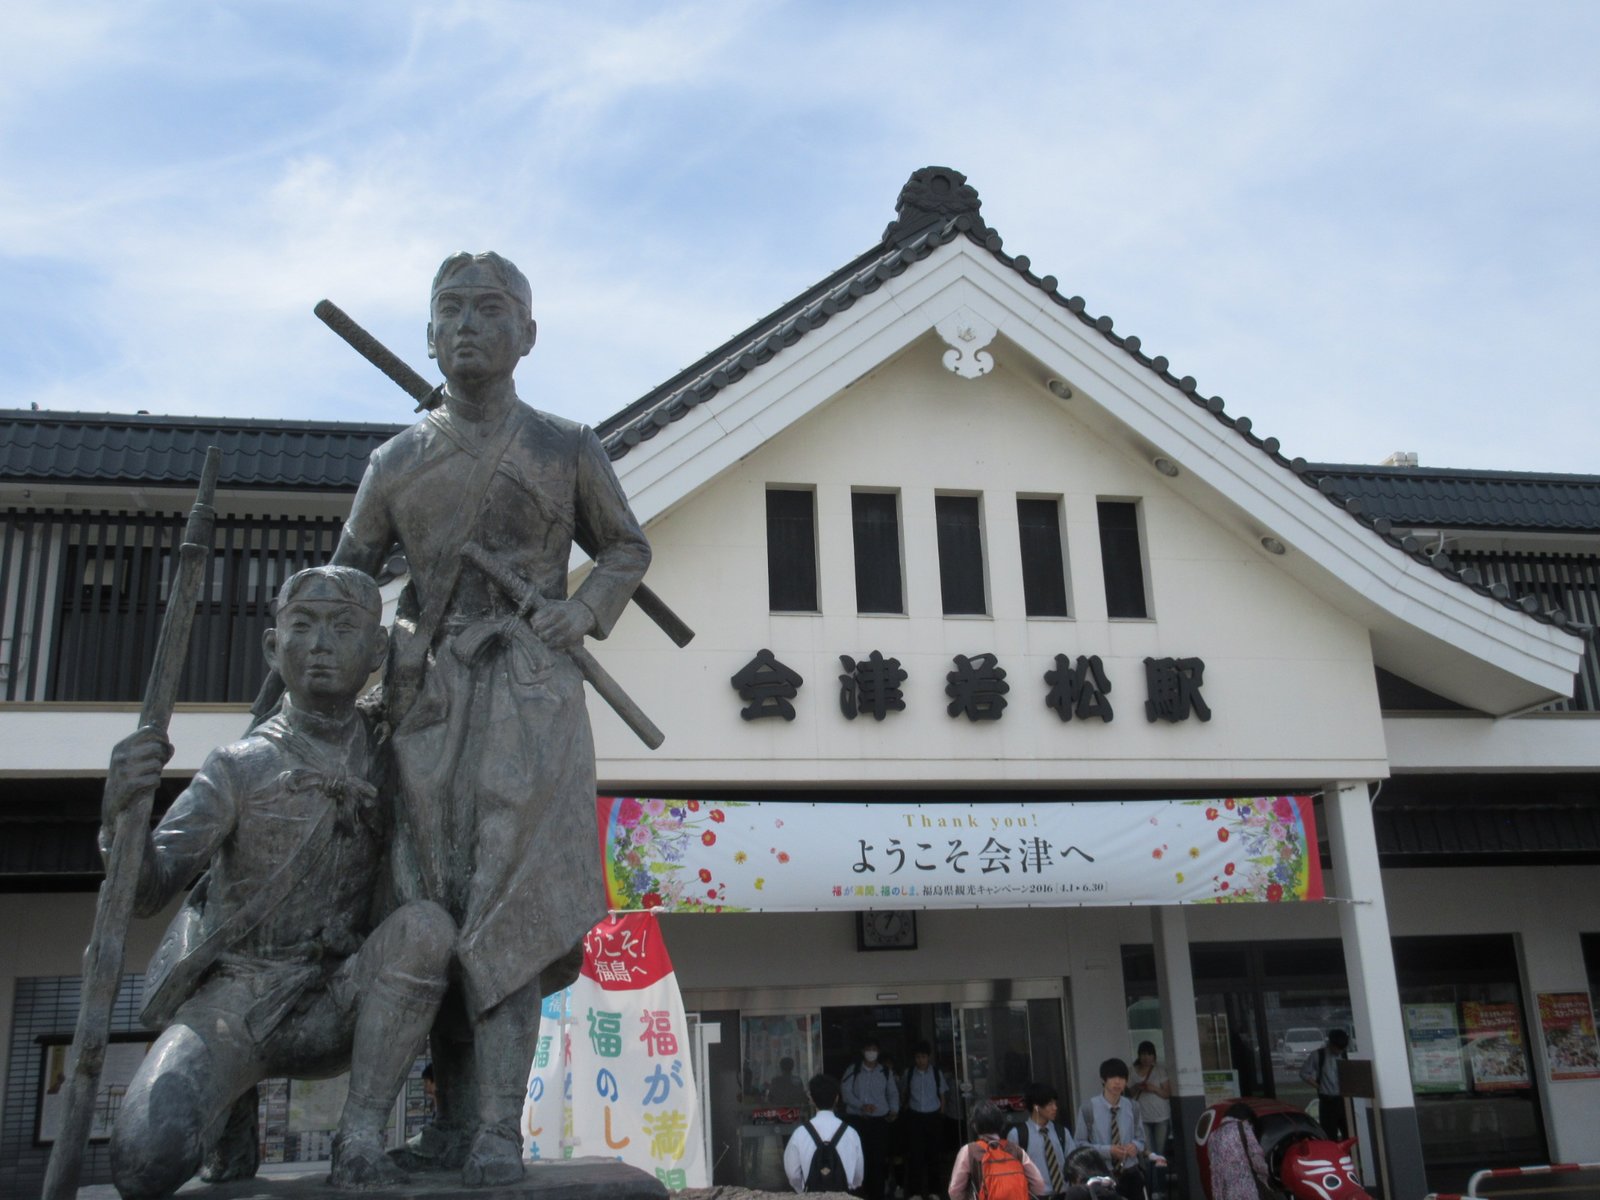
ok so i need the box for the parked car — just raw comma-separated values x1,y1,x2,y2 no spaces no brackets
1275,1027,1326,1069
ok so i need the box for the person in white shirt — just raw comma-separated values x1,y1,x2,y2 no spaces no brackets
1298,1029,1349,1140
1127,1043,1171,1159
785,1074,865,1193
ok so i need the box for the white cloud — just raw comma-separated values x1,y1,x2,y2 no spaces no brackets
1,0,1597,470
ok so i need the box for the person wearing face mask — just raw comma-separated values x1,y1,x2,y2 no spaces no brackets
842,1038,899,1200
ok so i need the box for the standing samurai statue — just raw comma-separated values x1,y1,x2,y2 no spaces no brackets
330,251,652,1185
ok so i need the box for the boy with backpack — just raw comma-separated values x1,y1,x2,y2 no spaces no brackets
785,1074,865,1193
1007,1082,1078,1199
949,1100,1048,1200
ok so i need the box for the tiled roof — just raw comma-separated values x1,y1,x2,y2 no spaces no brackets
0,410,402,491
592,166,1598,643
1376,802,1600,860
1301,464,1600,533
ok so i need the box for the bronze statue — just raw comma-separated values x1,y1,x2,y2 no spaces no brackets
330,251,652,1185
104,566,455,1196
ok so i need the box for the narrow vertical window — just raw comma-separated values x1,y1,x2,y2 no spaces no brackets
935,494,986,615
766,488,818,612
1098,500,1148,618
1017,497,1069,617
852,491,903,614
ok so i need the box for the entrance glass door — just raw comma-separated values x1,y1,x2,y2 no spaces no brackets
693,979,1068,1187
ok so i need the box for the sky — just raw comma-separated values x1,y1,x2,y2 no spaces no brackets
2,1,1597,473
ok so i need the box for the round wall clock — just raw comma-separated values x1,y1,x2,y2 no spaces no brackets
857,909,917,951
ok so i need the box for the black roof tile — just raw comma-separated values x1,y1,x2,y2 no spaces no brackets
1302,464,1600,533
0,410,403,491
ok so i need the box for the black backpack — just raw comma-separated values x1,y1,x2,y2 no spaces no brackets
802,1119,848,1192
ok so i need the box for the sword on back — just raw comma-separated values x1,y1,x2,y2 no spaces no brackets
313,299,694,649
461,541,664,749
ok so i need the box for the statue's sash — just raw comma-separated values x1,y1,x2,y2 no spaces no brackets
387,403,532,723
140,800,339,1028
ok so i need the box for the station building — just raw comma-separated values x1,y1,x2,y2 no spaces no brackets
3,168,1600,1198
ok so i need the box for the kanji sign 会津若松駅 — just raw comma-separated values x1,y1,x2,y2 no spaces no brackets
731,649,1211,723
598,796,1322,913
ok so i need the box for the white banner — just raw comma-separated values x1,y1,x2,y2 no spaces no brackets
524,912,708,1189
523,987,573,1162
599,796,1323,912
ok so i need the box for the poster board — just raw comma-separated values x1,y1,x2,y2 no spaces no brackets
1201,1069,1239,1105
1536,993,1600,1080
35,1034,155,1145
1461,1001,1530,1091
1404,1003,1466,1093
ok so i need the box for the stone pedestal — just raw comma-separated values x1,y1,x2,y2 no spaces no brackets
78,1158,668,1200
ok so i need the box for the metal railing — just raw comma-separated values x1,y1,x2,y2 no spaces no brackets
1427,1161,1600,1200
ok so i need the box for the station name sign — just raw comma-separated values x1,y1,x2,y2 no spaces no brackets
598,795,1323,913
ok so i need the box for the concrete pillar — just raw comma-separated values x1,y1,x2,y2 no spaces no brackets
1323,781,1426,1200
1065,909,1132,1112
1516,925,1600,1162
1153,905,1204,1198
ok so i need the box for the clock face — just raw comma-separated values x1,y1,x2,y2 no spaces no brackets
858,910,917,950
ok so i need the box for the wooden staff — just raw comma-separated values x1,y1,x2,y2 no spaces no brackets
42,447,222,1200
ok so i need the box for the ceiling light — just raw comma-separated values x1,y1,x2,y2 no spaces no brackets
1046,378,1073,400
1261,536,1287,555
1152,457,1180,478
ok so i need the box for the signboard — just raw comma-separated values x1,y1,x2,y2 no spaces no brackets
599,796,1323,913
1536,993,1600,1081
36,1035,154,1144
1404,1003,1466,1093
1201,1069,1240,1105
1461,1001,1530,1091
524,912,708,1190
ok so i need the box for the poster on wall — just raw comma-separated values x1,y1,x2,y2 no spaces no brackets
1461,1001,1531,1091
599,795,1323,913
1403,1003,1466,1093
36,1036,154,1144
1202,1070,1240,1105
1536,993,1600,1080
288,1074,350,1133
524,912,708,1190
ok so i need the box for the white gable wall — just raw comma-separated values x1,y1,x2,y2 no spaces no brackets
594,338,1388,787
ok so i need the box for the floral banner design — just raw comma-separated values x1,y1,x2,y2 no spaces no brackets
598,795,1323,913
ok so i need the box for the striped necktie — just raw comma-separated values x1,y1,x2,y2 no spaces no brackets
1042,1127,1065,1193
1110,1103,1120,1146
